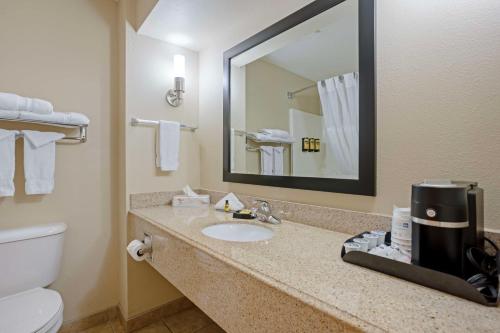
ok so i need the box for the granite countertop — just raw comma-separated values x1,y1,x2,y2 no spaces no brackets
130,205,500,332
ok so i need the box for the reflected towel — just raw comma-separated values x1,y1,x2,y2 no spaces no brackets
247,132,295,144
0,129,19,196
230,128,236,172
258,128,290,139
155,120,180,171
23,130,65,195
0,92,53,114
260,146,274,175
273,146,284,176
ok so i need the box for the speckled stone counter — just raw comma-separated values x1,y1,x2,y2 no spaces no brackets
129,206,500,333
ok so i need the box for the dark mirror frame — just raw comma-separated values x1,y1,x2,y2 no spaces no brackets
223,0,375,196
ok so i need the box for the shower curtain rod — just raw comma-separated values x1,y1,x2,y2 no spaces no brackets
287,83,316,99
288,72,358,99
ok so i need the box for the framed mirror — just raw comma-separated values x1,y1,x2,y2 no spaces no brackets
223,0,375,195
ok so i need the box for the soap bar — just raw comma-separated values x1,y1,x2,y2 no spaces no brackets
233,210,256,219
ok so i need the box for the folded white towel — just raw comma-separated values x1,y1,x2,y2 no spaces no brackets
273,146,284,176
260,146,274,175
19,111,89,125
230,128,236,172
0,110,21,120
23,130,65,195
258,128,290,139
0,129,19,197
155,120,180,171
0,92,53,114
247,132,295,144
214,192,245,211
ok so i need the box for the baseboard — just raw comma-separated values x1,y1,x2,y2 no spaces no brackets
59,297,193,333
125,297,194,332
59,306,118,333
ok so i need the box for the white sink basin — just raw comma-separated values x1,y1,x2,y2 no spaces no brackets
202,223,274,242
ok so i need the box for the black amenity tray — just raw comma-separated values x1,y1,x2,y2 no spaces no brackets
341,232,499,306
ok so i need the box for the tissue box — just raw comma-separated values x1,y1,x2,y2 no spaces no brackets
172,195,210,207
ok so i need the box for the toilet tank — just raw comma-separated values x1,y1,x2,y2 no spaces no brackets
0,223,66,298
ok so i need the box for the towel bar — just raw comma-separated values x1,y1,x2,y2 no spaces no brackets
0,117,88,143
131,117,197,131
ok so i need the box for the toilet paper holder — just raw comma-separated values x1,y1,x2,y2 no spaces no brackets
127,233,154,262
139,233,153,256
139,233,153,257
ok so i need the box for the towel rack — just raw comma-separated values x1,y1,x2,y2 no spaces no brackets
246,145,260,152
130,117,197,131
0,117,88,143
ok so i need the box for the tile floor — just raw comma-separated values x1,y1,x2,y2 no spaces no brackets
78,308,225,333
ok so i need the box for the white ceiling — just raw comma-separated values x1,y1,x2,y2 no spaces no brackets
229,0,358,82
264,0,358,81
138,0,316,51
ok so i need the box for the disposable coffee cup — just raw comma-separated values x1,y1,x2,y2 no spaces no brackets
362,233,379,250
344,242,362,253
353,238,369,252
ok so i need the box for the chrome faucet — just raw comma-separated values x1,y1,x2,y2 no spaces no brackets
252,200,281,224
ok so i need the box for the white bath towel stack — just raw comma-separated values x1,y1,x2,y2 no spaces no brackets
0,92,54,114
247,131,295,144
23,130,65,195
155,120,180,171
259,128,291,139
0,129,19,197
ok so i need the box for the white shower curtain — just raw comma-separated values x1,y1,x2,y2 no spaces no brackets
317,72,359,178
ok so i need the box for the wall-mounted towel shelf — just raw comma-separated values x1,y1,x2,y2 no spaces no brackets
0,117,88,143
246,143,289,152
130,117,198,131
247,137,293,145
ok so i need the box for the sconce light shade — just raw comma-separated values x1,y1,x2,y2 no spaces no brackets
173,54,186,78
167,54,186,107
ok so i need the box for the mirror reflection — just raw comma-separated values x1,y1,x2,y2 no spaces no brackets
230,0,359,179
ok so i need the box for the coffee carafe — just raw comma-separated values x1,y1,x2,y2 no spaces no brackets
411,180,484,278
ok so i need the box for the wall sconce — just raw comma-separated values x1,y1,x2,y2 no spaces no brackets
166,54,185,107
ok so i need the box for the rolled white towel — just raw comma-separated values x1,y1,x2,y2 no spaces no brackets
0,92,53,114
0,110,21,120
19,111,89,125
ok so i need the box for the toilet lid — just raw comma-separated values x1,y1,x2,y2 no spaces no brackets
0,287,63,333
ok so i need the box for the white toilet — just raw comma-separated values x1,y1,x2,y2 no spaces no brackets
0,223,67,333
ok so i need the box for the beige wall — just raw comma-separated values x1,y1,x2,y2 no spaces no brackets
125,23,200,195
0,0,119,322
199,0,500,230
246,59,320,132
123,14,200,317
244,59,320,175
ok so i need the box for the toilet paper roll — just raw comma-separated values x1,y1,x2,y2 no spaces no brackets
127,240,146,262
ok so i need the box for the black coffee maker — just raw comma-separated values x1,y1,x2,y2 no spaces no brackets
411,180,484,278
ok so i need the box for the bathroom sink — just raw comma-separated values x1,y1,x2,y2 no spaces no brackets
201,223,274,242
